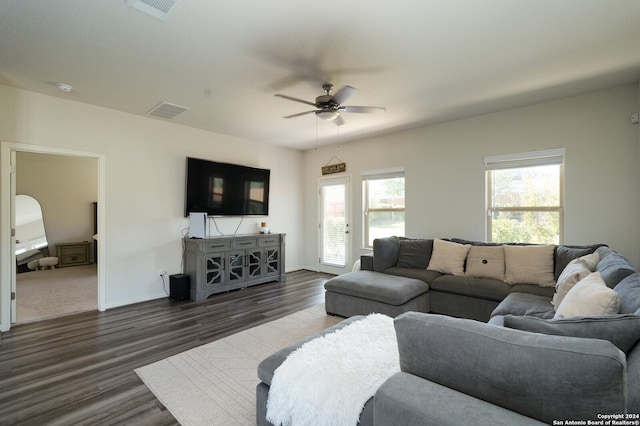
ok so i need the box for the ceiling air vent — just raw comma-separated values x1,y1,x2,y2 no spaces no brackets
125,0,180,21
147,101,190,119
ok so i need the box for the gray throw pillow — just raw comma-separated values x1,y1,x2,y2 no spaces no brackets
503,314,640,353
554,245,596,280
396,238,433,269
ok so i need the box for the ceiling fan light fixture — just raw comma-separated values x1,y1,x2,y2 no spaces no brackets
316,110,339,121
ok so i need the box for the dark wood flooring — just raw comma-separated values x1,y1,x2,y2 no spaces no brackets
0,270,334,426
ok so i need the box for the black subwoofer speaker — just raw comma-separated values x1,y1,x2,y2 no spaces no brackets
169,273,190,301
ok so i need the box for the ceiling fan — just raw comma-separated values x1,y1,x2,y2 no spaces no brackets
275,83,385,124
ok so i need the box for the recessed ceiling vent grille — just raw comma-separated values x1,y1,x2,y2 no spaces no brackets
147,101,190,119
125,0,180,21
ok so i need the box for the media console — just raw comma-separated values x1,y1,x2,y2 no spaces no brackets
183,233,285,301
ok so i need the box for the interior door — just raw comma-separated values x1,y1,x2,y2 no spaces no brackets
318,176,351,275
10,150,16,323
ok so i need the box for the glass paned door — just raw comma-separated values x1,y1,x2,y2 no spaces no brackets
319,176,351,274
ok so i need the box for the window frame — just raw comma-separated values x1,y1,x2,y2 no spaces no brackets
362,168,405,249
485,149,565,244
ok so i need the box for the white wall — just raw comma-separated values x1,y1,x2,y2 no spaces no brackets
303,84,640,268
0,84,305,323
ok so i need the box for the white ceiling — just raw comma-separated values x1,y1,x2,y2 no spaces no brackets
1,0,639,150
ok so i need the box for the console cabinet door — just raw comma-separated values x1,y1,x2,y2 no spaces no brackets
247,248,263,279
227,250,245,284
264,247,280,277
203,252,225,290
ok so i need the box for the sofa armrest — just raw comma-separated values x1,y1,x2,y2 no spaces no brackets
360,253,374,271
373,236,399,272
394,312,627,424
375,372,546,426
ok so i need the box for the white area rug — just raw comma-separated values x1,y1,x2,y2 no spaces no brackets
16,264,97,323
135,304,342,426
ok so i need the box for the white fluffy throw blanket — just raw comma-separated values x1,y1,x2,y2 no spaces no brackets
266,313,399,426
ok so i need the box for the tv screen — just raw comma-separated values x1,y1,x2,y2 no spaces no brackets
185,157,270,216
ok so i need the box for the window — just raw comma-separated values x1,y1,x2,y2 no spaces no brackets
485,149,564,244
362,168,405,248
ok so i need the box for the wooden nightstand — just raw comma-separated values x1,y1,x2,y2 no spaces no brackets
56,241,91,267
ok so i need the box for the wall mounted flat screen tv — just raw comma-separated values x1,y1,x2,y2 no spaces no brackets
185,157,270,216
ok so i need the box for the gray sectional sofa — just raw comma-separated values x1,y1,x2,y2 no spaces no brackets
325,237,628,321
257,237,640,425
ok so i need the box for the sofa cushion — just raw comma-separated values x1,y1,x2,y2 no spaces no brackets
374,372,547,426
504,314,640,353
551,258,592,309
394,312,627,424
508,284,555,298
491,292,555,319
396,238,433,269
596,252,636,288
430,275,510,302
595,245,615,261
504,244,555,287
450,238,501,246
373,236,400,272
555,272,620,318
554,245,599,280
324,271,428,306
465,245,505,281
426,239,470,276
614,272,640,315
384,267,441,285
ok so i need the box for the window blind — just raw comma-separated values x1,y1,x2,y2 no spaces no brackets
484,148,565,171
361,167,405,181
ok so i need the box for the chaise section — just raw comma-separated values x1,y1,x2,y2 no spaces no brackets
324,271,429,318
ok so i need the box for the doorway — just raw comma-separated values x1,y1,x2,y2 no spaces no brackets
318,176,351,275
16,153,98,323
1,142,106,332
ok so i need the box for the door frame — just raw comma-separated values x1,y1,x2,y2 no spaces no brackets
317,175,352,275
0,142,106,332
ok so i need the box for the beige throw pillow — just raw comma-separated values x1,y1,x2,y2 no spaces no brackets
465,246,505,281
552,259,592,309
504,244,555,287
426,239,471,276
554,272,620,318
580,252,600,271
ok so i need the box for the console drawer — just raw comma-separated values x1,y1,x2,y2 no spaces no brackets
233,238,257,249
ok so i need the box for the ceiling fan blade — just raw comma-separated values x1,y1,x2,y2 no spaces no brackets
283,110,316,119
330,85,356,105
341,106,386,113
274,94,316,107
